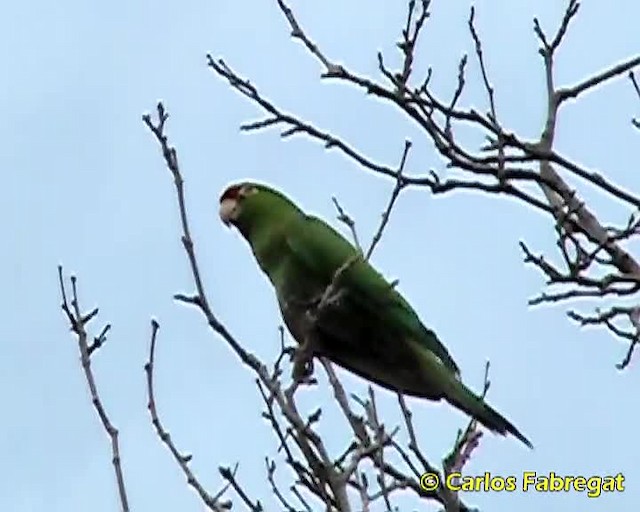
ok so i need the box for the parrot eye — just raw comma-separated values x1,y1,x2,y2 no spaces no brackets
238,184,258,198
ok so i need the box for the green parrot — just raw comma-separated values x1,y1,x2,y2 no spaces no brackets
219,181,532,448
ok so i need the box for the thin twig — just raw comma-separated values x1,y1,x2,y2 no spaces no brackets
57,266,130,512
145,320,231,511
366,140,411,259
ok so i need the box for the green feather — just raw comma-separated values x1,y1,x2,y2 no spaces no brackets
285,215,461,377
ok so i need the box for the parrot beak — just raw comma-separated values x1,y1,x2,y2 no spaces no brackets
219,198,237,227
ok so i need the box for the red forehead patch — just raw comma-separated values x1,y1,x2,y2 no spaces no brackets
219,184,243,203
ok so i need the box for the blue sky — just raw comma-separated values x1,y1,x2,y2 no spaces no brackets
2,1,639,510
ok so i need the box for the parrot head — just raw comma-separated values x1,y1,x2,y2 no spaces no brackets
218,182,259,227
218,181,302,236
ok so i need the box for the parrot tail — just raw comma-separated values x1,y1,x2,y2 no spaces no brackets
446,385,533,449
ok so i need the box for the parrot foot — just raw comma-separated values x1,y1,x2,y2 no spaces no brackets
291,337,317,386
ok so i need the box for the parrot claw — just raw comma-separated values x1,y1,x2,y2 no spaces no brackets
292,350,315,384
291,336,317,385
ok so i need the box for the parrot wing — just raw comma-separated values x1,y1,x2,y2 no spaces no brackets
284,214,461,377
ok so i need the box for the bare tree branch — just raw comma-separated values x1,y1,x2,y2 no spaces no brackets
568,307,640,370
145,319,233,511
57,266,130,512
366,140,411,260
631,71,640,129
